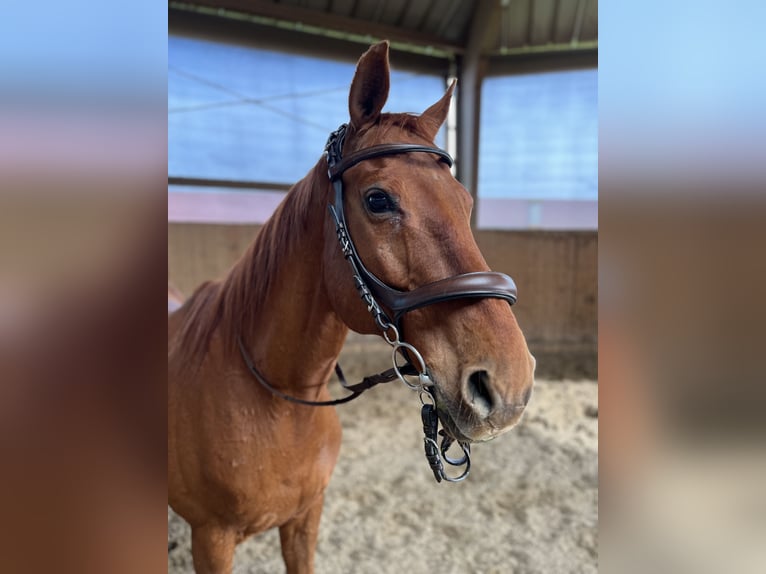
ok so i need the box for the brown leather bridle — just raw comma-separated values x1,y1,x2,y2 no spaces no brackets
239,123,521,482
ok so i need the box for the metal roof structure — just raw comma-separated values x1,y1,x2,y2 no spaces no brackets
170,0,597,60
169,0,598,225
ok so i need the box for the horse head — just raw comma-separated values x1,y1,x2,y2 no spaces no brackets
323,42,535,443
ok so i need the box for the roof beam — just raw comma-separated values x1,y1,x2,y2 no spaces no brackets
169,8,452,75
184,0,465,54
549,0,560,44
435,0,462,38
571,0,587,45
486,47,597,76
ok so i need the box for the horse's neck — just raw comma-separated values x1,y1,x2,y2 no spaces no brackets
233,167,348,394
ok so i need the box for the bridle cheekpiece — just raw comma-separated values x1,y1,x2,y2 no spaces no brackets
323,123,519,482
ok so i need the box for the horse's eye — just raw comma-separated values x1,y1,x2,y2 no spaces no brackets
365,190,395,214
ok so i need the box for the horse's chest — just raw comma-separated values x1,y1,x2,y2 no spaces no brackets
220,410,341,528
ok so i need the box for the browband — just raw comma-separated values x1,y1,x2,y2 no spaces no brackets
329,143,453,181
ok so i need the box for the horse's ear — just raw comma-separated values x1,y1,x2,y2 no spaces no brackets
418,79,456,141
348,41,390,131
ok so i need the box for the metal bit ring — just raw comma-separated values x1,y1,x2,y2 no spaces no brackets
392,341,429,390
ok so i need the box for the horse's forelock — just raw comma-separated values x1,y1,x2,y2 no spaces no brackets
348,113,437,150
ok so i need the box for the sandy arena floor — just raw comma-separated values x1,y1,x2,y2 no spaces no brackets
168,350,598,574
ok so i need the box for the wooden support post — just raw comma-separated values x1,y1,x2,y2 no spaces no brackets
457,1,495,229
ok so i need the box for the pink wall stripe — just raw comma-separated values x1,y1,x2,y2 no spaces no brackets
168,189,287,224
169,190,597,230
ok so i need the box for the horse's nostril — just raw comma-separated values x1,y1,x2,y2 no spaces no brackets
466,370,494,417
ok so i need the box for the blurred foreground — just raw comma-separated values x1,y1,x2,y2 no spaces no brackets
599,190,766,573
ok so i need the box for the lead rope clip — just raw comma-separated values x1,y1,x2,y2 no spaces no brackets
420,393,471,483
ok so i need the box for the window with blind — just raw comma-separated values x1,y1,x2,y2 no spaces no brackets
169,34,446,187
477,68,597,229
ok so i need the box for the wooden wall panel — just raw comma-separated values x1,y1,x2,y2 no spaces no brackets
169,223,597,378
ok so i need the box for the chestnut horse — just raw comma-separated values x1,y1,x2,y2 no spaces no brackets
168,41,535,574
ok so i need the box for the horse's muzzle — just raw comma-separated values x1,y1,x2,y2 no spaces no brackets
433,363,534,443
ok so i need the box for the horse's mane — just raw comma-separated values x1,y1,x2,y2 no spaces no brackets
173,161,321,368
172,113,432,368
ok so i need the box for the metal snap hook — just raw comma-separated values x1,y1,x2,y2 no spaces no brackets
419,389,435,406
